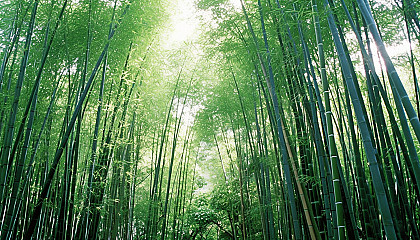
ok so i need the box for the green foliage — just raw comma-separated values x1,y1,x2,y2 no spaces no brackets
1,0,420,239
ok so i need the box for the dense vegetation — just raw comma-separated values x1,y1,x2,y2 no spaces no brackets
0,0,420,239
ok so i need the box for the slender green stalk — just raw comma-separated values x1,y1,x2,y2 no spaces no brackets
0,0,40,205
325,0,397,238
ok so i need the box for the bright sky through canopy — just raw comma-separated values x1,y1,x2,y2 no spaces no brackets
164,0,241,48
163,0,199,48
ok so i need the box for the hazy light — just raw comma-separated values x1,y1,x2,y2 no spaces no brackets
163,0,199,48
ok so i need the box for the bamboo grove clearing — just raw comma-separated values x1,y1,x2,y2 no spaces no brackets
1,0,420,239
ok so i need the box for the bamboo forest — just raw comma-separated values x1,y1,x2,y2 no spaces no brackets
2,0,420,239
